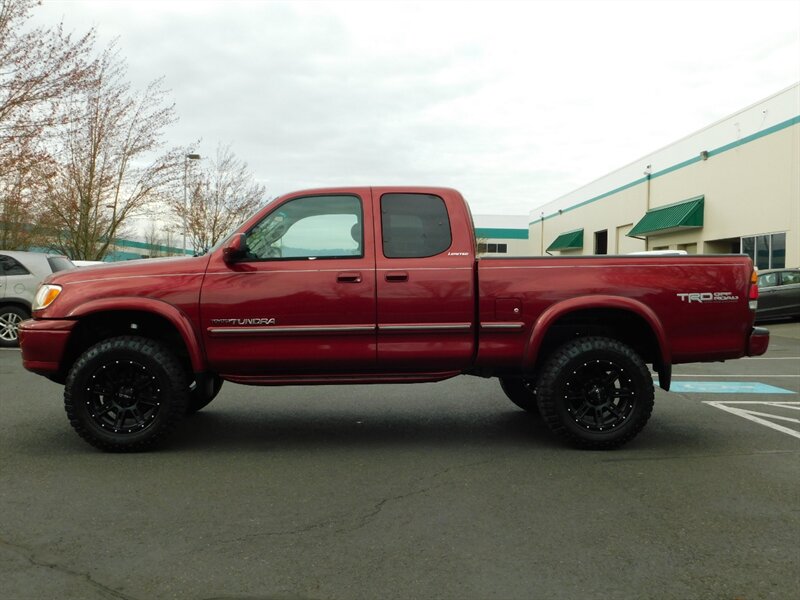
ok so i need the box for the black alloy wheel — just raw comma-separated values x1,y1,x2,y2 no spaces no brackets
562,358,636,432
84,359,163,434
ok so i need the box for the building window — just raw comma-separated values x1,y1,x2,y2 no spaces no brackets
594,230,608,255
741,233,785,269
479,242,507,254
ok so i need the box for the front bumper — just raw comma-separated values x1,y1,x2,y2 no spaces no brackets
747,326,770,357
19,318,77,377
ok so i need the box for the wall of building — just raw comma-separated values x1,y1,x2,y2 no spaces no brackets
528,84,800,267
473,215,530,256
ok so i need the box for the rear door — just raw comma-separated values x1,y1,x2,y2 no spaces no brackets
373,189,475,372
775,270,800,318
201,191,377,376
0,254,31,301
757,271,782,318
0,254,7,299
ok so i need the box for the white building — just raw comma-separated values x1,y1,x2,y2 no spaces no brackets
473,214,530,256
527,83,800,269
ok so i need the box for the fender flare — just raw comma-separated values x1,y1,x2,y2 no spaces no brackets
523,294,671,373
66,297,206,373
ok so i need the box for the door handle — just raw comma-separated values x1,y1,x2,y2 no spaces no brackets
385,272,408,282
337,272,362,283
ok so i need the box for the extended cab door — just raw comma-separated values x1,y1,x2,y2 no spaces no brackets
201,191,376,376
373,188,476,372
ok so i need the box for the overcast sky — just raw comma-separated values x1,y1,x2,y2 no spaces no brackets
31,0,800,216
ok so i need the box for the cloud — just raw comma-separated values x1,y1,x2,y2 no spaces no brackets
33,0,800,215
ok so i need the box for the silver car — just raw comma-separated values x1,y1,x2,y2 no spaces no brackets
0,250,75,347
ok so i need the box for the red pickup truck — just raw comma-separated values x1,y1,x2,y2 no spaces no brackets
20,187,769,452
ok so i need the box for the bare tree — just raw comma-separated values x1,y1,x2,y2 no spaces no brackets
475,235,488,256
44,46,181,260
172,143,266,254
143,220,168,257
0,136,57,248
0,0,96,249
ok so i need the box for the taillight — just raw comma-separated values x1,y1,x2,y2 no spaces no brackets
749,269,758,310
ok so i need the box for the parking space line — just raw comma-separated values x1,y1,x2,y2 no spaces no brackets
670,374,799,378
664,381,795,394
727,409,800,424
767,402,800,410
704,401,800,439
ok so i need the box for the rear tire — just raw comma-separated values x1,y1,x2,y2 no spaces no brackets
186,375,223,415
0,305,28,348
499,377,539,413
536,336,654,449
64,336,189,452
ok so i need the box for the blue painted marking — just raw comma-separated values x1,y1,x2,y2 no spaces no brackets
665,382,795,395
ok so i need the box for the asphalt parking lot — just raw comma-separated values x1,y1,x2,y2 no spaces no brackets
1,323,798,600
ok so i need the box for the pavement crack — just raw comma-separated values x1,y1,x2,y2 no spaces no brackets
336,486,433,534
0,536,139,600
212,457,508,544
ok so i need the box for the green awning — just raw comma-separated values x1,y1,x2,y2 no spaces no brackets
547,228,584,252
628,196,704,237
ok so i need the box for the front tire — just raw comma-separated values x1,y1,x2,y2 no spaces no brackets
536,336,654,449
64,336,190,452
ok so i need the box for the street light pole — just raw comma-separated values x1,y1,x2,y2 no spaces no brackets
183,152,201,255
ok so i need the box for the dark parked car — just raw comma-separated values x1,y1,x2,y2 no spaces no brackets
0,250,75,347
756,268,800,321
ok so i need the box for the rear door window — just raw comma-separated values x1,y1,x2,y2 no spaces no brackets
380,193,452,258
780,271,800,286
0,255,30,276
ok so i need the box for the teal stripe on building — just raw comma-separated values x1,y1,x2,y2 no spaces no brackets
475,227,529,239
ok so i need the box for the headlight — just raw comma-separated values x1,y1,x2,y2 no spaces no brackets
33,284,63,311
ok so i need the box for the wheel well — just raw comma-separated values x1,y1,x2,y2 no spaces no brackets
0,301,32,315
535,308,662,371
60,311,192,382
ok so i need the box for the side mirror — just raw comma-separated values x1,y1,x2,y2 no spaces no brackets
222,233,247,263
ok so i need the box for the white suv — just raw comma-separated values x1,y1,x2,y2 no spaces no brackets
0,251,75,347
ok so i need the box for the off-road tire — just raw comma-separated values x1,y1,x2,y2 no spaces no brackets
0,305,29,348
536,336,654,450
186,375,223,415
499,377,539,413
64,336,189,452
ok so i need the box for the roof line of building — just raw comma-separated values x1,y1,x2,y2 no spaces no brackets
529,113,800,226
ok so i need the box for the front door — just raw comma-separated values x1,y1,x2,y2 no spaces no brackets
201,192,376,376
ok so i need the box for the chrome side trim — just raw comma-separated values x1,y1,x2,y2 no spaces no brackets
480,263,726,270
208,325,375,335
480,322,525,331
378,323,472,332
